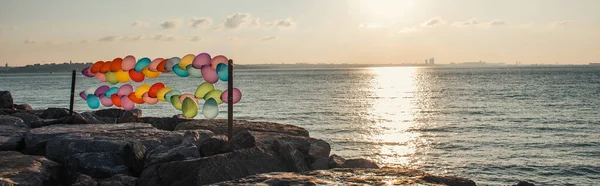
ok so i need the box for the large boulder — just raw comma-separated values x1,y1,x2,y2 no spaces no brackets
29,118,63,128
0,115,27,127
220,130,256,152
97,174,137,186
0,151,62,186
275,140,310,172
71,174,97,186
144,143,202,168
199,135,228,157
40,107,70,119
0,125,27,151
309,157,329,170
0,91,14,109
343,158,380,169
92,108,142,123
174,119,309,137
141,116,193,131
11,112,42,127
80,112,108,124
64,152,130,183
14,103,33,111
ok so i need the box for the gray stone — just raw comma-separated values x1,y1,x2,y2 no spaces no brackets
0,125,27,151
141,116,192,131
60,112,90,124
14,103,33,111
122,142,147,176
276,141,310,172
81,112,106,124
11,112,41,126
0,91,14,109
40,107,70,119
174,119,309,137
0,115,26,127
29,118,63,128
71,174,97,186
0,151,61,186
97,174,137,186
342,158,380,169
221,130,256,152
309,157,329,170
328,154,345,168
64,152,130,183
199,135,228,157
144,143,202,168
117,109,142,123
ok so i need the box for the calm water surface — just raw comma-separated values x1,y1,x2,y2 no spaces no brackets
1,66,599,185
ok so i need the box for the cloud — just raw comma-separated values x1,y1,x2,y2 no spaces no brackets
266,18,297,28
190,36,201,41
190,17,212,28
451,18,481,27
98,36,121,42
488,20,506,26
553,20,573,27
122,35,147,41
23,39,36,44
398,27,418,34
132,21,148,27
154,34,177,41
421,17,445,27
359,23,382,29
250,17,261,28
160,20,181,29
224,13,252,29
261,36,277,41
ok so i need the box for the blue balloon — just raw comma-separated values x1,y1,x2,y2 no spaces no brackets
172,64,190,77
165,57,180,71
202,98,219,119
164,90,183,103
86,94,101,109
105,87,119,98
134,57,151,72
216,63,228,81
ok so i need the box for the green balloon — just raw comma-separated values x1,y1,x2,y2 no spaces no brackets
194,82,214,99
181,97,199,118
165,90,182,103
204,89,223,104
170,95,182,110
105,71,119,85
186,65,203,78
202,98,219,119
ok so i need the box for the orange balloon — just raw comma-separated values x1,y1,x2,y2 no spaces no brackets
100,61,112,73
110,58,123,72
210,55,228,70
90,61,104,73
157,59,168,72
129,69,145,82
148,83,166,98
110,94,122,107
128,92,145,104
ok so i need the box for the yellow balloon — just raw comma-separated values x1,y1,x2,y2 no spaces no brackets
135,84,151,98
204,89,223,104
171,95,182,110
156,87,173,102
142,66,160,78
181,97,199,118
178,54,195,70
194,82,214,99
115,70,130,82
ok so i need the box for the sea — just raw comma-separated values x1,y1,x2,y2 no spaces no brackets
1,66,599,185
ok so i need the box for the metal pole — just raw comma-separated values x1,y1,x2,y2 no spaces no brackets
227,59,233,140
69,70,76,116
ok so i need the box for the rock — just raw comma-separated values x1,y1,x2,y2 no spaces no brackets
0,91,14,109
141,116,192,131
117,109,142,123
138,147,288,186
309,157,329,170
64,152,130,183
97,174,137,186
513,181,536,186
0,109,7,115
93,108,125,118
276,141,310,172
144,143,202,168
0,125,27,151
60,112,89,124
308,138,331,160
71,174,97,186
122,142,147,176
0,115,27,127
81,112,106,124
29,118,63,128
328,154,346,168
221,130,256,152
11,112,41,127
0,151,61,186
174,119,309,137
14,103,33,111
46,134,128,164
199,135,228,157
40,107,70,119
342,158,380,169
181,130,201,145
252,131,331,162
213,167,477,186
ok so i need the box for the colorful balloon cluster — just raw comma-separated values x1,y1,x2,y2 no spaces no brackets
79,53,242,119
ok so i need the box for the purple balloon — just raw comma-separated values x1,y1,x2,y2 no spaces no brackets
220,88,242,104
81,67,95,77
117,84,134,97
201,65,219,83
94,85,110,97
80,91,87,100
99,95,113,107
192,53,211,69
121,96,135,111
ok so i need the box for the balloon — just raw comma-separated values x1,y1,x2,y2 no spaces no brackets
170,95,183,110
134,57,151,72
204,90,223,104
157,59,168,72
201,65,218,83
142,66,160,78
148,83,165,98
110,94,122,107
90,61,104,73
128,92,145,104
165,90,182,103
172,64,189,77
94,85,110,97
194,82,214,98
186,65,203,78
182,97,199,118
81,67,95,77
115,70,130,82
179,93,198,104
142,92,159,104
100,61,112,73
210,55,228,70
165,57,180,71
117,84,134,97
79,91,87,100
129,69,145,82
105,87,119,97
202,98,219,119
105,71,118,85
221,88,243,104
95,73,107,82
121,96,135,111
110,58,123,72
149,58,164,72
84,87,97,95
86,94,100,109
122,55,136,71
135,84,151,98
192,53,211,69
216,63,228,81
179,54,195,70
99,95,113,107
156,87,173,102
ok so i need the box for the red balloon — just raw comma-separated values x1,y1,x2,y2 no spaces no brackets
110,58,123,72
157,59,168,72
128,92,145,104
100,61,112,73
148,83,166,98
90,61,104,73
110,94,122,107
129,69,145,82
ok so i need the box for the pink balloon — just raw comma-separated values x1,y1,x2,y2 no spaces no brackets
221,88,242,104
122,55,136,71
210,55,228,70
192,53,211,69
81,67,95,77
142,92,159,104
148,58,164,72
179,93,198,104
121,96,135,111
95,73,107,82
99,95,113,107
94,85,110,97
201,65,219,83
117,84,134,97
80,91,87,100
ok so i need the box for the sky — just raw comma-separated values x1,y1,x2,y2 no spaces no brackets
1,0,599,66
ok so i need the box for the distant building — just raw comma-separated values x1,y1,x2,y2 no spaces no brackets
4,63,7,68
425,59,428,64
429,58,435,65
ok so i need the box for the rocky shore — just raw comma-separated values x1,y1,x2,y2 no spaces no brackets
1,91,532,186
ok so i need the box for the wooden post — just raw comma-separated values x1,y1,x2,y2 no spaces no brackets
227,59,234,140
69,70,76,116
